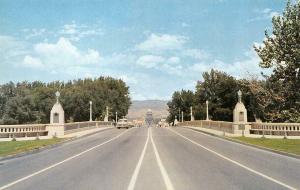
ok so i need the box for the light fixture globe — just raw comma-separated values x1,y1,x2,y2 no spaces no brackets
55,91,60,98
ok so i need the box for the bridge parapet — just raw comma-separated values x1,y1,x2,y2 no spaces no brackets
0,121,112,139
179,120,300,138
0,124,47,138
64,121,112,135
179,120,234,134
250,122,300,136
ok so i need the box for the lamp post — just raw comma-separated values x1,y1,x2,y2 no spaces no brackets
89,101,93,121
206,100,209,120
190,106,194,121
104,106,109,122
181,111,183,122
115,112,118,123
178,108,181,122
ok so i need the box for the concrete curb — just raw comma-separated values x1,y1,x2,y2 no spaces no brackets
0,127,113,162
184,127,300,160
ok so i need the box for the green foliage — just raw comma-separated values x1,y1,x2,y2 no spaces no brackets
167,90,195,122
195,69,239,121
167,70,276,122
167,1,300,123
0,77,131,124
254,0,300,122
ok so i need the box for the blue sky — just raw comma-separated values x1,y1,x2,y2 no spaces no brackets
0,0,286,100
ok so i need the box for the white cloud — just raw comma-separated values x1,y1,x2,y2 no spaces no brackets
119,75,138,85
182,48,210,60
136,33,188,51
136,55,165,68
262,8,279,18
23,56,44,69
60,23,77,35
0,36,26,54
59,21,103,41
22,37,101,72
186,49,270,79
167,56,180,64
0,35,29,67
248,8,280,22
24,28,46,39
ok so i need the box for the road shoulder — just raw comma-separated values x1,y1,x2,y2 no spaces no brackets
0,127,113,161
183,126,300,160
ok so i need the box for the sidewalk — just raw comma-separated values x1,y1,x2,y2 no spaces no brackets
63,127,113,138
184,126,239,137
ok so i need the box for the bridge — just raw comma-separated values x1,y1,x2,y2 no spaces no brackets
0,91,300,190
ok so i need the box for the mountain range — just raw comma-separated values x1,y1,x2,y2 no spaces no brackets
127,100,169,119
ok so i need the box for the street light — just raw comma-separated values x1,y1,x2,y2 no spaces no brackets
206,100,209,120
190,106,194,121
115,112,118,123
181,111,183,122
89,101,93,121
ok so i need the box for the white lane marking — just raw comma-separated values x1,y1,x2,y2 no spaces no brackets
183,127,298,160
127,128,150,190
150,128,175,190
169,128,297,190
0,129,132,190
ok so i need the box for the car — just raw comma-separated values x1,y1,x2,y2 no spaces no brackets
117,118,130,129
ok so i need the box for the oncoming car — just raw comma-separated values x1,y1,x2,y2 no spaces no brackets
116,118,133,129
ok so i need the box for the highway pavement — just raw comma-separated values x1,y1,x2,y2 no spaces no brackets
0,126,299,190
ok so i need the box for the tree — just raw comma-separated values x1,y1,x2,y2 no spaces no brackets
167,90,195,122
0,77,131,124
254,0,300,122
195,69,239,121
2,93,38,124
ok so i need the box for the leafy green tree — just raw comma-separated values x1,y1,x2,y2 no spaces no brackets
195,69,239,121
2,93,38,124
254,0,300,122
167,90,195,122
0,77,131,124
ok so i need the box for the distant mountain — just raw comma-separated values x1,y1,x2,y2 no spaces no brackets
127,100,169,119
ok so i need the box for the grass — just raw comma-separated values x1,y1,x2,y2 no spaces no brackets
0,138,66,157
231,137,300,156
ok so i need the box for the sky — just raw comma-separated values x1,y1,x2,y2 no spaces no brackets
0,0,287,100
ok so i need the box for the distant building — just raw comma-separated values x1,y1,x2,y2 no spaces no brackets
145,109,154,127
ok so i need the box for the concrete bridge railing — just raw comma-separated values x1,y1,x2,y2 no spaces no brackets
0,124,47,138
250,122,300,136
179,120,300,137
64,121,112,135
0,121,112,139
178,120,234,134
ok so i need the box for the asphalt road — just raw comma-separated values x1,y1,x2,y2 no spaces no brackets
0,127,299,190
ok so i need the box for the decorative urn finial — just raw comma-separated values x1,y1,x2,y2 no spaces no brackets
238,90,242,103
